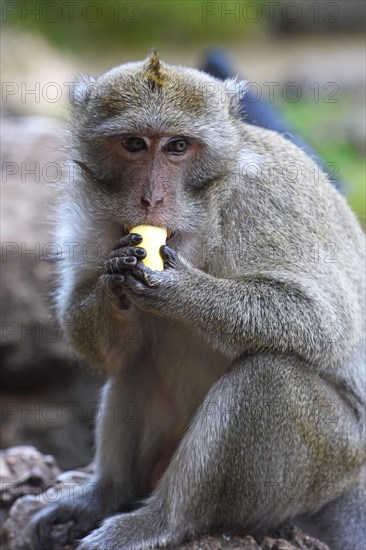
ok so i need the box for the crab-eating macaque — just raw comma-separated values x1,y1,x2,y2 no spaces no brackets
30,51,365,550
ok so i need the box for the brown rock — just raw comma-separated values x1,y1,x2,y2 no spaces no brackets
174,534,261,549
1,116,104,470
0,446,61,506
1,447,94,550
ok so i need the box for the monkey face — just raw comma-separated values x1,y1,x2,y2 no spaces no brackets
68,51,246,242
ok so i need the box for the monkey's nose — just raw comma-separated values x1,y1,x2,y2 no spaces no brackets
140,194,164,209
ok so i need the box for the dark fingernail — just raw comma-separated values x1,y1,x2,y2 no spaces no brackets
134,247,146,257
124,256,136,264
130,233,142,244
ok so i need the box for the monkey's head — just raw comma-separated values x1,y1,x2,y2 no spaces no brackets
70,50,246,243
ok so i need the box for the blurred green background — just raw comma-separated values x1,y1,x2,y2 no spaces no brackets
2,0,365,222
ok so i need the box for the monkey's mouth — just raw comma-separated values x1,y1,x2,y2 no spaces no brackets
123,224,175,241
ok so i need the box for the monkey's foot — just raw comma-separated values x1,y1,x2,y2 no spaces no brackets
29,500,102,550
77,506,177,550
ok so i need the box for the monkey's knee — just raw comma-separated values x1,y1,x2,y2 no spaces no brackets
157,353,364,533
227,354,365,499
306,479,366,550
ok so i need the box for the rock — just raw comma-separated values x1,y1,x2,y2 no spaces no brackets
1,446,93,550
263,526,330,549
3,496,47,550
0,446,61,506
175,534,261,549
174,530,330,550
1,116,104,469
1,115,66,388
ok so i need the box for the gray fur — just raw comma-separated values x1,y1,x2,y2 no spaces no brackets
29,53,365,550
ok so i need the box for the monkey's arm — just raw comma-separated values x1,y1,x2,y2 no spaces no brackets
55,233,148,371
57,275,138,372
123,249,352,368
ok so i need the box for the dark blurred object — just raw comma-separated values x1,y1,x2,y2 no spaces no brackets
268,0,365,34
202,48,344,192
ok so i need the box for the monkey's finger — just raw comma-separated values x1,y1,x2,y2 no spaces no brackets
132,262,160,287
101,274,126,298
112,233,143,250
103,274,126,286
104,256,137,274
109,246,146,260
124,272,150,294
160,245,180,269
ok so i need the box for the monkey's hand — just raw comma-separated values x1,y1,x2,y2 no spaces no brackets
102,232,148,301
122,245,191,313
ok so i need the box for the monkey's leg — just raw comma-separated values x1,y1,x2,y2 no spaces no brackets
29,374,159,549
300,470,366,550
77,353,365,550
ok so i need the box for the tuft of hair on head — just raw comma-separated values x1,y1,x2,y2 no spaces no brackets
142,48,166,90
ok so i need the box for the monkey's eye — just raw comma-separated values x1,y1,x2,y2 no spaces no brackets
165,139,188,154
122,137,147,152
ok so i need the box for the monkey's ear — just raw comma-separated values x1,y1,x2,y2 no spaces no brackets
223,77,248,117
70,75,96,107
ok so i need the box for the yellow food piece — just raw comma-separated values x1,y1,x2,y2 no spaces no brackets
130,225,167,271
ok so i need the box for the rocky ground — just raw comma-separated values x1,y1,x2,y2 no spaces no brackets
0,447,329,550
